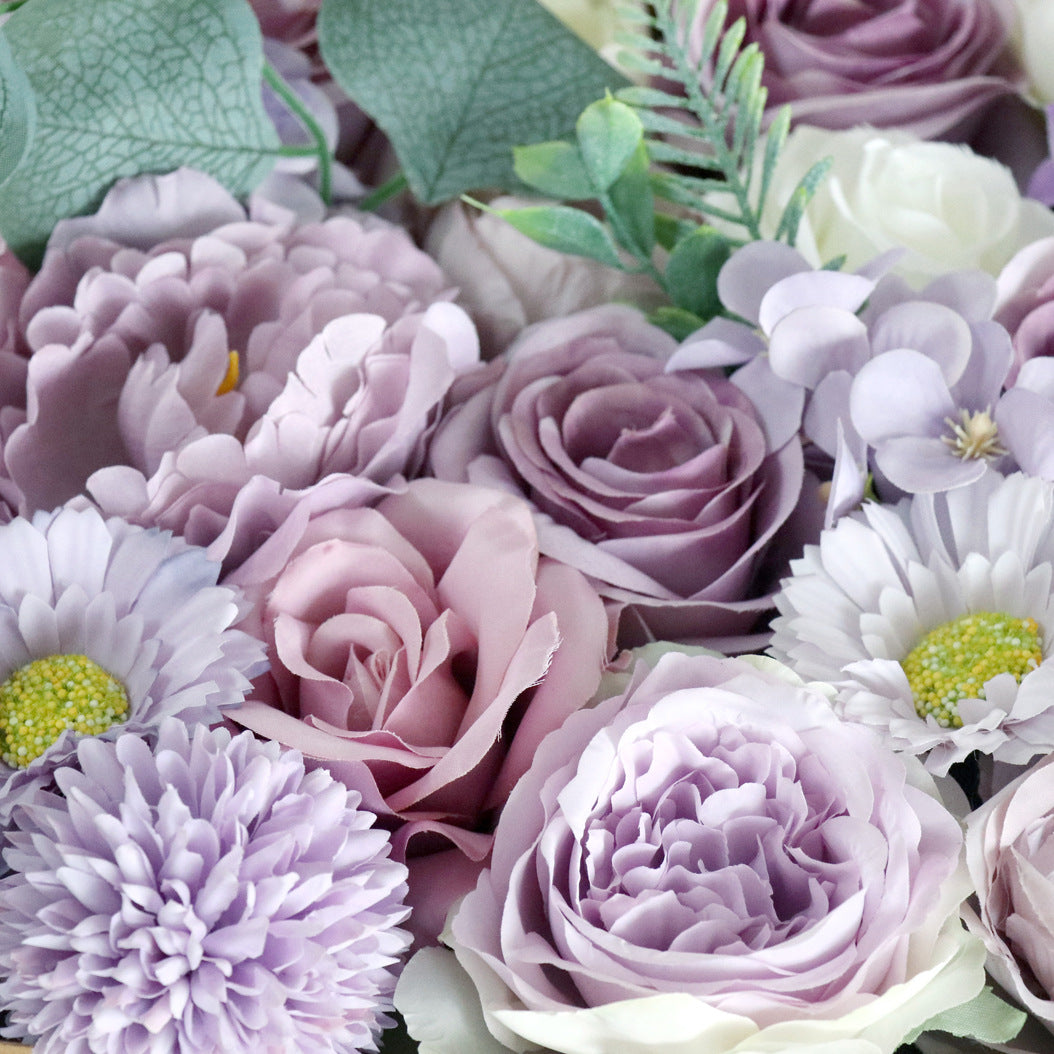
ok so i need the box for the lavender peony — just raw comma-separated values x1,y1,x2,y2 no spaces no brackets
229,477,615,943
0,718,410,1053
429,305,804,650
444,651,984,1054
6,168,473,571
685,0,1021,139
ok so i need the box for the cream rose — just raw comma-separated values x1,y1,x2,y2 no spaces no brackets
764,126,1054,286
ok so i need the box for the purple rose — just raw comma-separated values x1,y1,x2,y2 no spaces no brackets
429,305,804,650
6,169,473,570
446,652,983,1054
686,0,1021,139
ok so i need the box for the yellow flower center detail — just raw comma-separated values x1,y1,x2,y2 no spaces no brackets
941,408,1007,462
901,612,1042,728
0,654,129,768
216,350,240,396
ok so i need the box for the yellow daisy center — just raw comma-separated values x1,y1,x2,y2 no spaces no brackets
216,350,240,396
901,612,1042,728
0,654,129,768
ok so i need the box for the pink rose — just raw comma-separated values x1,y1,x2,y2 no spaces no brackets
965,751,1054,1031
429,305,804,650
996,235,1054,383
229,478,615,942
687,0,1021,139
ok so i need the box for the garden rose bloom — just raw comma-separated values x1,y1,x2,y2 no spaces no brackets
229,478,614,941
996,235,1054,381
429,305,804,649
444,652,984,1054
424,197,662,356
766,126,1054,287
965,751,1054,1032
687,0,1020,138
7,168,471,569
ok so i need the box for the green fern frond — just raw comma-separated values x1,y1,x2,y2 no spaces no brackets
613,0,826,247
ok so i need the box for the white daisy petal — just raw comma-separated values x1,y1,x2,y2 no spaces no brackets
771,474,1054,773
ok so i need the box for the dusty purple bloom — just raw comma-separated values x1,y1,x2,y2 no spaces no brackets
6,168,472,569
685,0,1021,139
447,651,979,1053
429,304,804,650
0,718,411,1053
0,505,266,827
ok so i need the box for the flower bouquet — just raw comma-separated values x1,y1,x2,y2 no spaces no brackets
2,0,1054,1051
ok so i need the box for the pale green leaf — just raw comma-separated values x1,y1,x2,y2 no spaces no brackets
0,0,279,266
576,95,643,192
607,140,653,256
0,32,32,189
318,0,627,204
513,141,594,200
664,226,731,318
495,204,624,268
906,987,1026,1046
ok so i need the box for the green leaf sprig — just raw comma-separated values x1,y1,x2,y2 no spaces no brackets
488,0,832,339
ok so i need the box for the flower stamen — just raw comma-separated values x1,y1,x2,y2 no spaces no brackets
216,350,240,396
901,612,1042,728
941,408,1007,461
0,654,129,768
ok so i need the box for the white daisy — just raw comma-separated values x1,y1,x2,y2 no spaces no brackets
0,505,267,823
769,472,1054,773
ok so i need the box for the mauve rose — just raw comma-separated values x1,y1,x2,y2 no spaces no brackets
7,168,471,569
964,751,1054,1032
228,477,615,942
446,652,984,1054
686,0,1021,139
429,305,804,649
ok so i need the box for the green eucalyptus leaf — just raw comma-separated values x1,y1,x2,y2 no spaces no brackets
318,0,626,204
0,0,279,267
648,304,707,341
495,204,624,268
0,32,32,190
576,95,643,192
607,140,654,258
664,226,732,319
654,212,697,252
513,140,594,201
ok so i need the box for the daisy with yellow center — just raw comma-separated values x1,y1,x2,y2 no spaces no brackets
769,473,1054,773
0,655,129,768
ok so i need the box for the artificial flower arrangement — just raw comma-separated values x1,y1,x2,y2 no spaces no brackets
3,0,1054,1051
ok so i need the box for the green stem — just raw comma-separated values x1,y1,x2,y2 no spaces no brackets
598,190,665,287
262,61,333,205
358,172,408,213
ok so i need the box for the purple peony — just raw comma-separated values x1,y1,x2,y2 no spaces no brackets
0,718,411,1053
428,304,804,650
685,0,1021,139
5,168,474,571
445,651,983,1054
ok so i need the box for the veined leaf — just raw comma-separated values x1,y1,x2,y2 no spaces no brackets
0,32,31,189
514,141,594,200
0,0,279,267
493,203,625,269
318,0,627,204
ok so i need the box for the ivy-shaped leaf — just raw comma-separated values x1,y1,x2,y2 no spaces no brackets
0,0,280,266
318,0,627,204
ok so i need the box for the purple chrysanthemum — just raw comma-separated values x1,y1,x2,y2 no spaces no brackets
0,719,411,1053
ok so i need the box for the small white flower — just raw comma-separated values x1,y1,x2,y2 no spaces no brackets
770,472,1054,773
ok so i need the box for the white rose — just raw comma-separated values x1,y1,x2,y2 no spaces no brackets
424,196,662,356
1009,0,1054,103
764,125,1054,286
